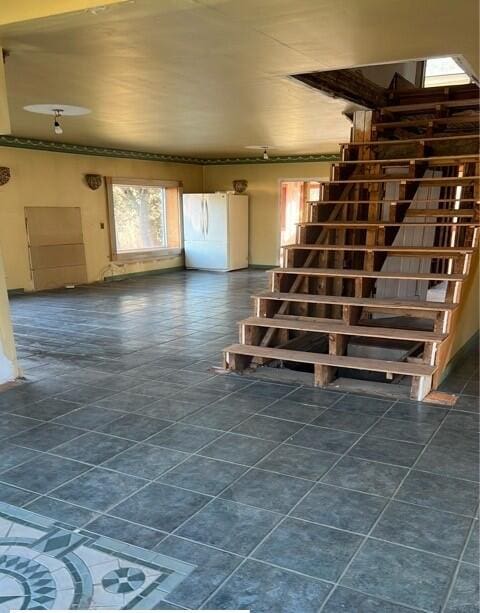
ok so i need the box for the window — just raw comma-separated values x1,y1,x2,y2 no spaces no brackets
107,178,182,260
424,57,470,88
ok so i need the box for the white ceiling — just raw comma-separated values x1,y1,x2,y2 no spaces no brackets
0,0,478,157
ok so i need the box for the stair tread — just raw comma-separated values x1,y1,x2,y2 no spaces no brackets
381,98,480,113
308,199,478,204
224,344,436,377
255,292,457,311
271,267,465,281
300,221,479,227
405,209,476,217
240,317,446,342
336,154,479,165
374,116,479,129
340,134,480,147
284,244,473,253
325,176,480,185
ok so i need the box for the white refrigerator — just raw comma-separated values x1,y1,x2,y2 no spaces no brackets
182,192,249,271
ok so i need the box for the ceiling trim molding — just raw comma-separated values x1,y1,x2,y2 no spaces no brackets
0,135,341,165
0,135,202,164
200,153,341,165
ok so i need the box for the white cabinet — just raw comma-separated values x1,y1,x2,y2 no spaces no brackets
182,193,248,271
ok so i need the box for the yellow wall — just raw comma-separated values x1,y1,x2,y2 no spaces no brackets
0,150,332,288
204,162,331,266
0,245,18,383
449,253,479,356
0,147,203,290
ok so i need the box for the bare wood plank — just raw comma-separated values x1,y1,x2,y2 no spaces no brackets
382,98,480,113
271,267,465,282
336,154,480,166
339,134,480,147
374,115,479,130
254,292,457,311
325,176,480,186
405,209,475,218
240,317,446,343
224,344,437,377
300,222,479,228
284,244,473,254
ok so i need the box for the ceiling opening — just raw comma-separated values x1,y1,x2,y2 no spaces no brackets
423,57,471,88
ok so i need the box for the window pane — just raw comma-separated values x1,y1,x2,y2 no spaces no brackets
424,57,470,88
112,185,167,253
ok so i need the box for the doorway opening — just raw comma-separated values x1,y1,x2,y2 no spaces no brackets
279,180,321,261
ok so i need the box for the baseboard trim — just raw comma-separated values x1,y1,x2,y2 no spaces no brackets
104,266,185,282
248,264,276,270
7,288,25,296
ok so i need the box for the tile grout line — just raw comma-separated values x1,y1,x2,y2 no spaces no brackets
439,514,478,613
39,385,300,539
200,396,396,609
317,401,460,613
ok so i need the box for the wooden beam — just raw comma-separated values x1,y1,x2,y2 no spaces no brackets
293,69,388,109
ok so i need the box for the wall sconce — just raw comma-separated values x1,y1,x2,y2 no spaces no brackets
85,174,103,190
0,167,10,186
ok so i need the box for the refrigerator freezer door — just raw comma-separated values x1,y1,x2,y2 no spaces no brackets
183,194,205,242
204,193,228,241
184,240,228,270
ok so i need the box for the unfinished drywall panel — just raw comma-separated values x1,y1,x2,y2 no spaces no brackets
25,206,88,290
0,146,203,290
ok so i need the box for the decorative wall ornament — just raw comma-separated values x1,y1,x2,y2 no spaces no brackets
85,173,103,190
233,179,248,193
0,166,10,186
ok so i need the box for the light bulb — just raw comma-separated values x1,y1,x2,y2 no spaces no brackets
263,149,269,160
54,120,63,135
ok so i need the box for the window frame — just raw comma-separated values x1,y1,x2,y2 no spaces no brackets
106,177,183,262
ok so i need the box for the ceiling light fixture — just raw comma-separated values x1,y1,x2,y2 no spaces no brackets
245,145,274,161
24,104,91,136
53,109,63,135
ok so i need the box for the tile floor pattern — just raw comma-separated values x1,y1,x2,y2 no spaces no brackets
0,270,478,612
0,501,194,610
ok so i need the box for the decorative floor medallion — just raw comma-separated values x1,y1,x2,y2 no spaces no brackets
0,502,195,610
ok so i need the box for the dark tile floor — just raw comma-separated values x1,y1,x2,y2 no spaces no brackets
0,269,478,612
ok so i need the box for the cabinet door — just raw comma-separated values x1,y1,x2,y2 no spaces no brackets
183,194,205,241
204,193,227,241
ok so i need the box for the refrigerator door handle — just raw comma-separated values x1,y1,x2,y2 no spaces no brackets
205,199,209,237
201,198,205,238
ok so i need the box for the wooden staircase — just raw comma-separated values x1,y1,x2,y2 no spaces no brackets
224,83,480,400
